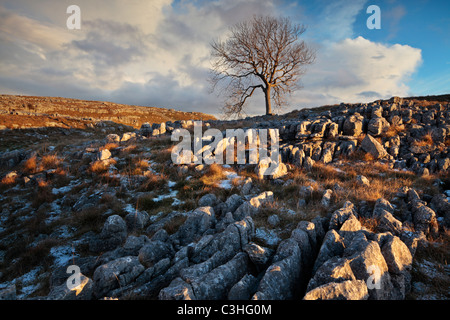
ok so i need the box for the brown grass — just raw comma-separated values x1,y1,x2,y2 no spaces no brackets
200,163,227,187
132,158,150,175
382,124,405,138
120,144,139,155
409,230,450,299
101,142,119,151
163,215,188,235
39,154,63,170
71,206,108,235
298,160,440,212
32,180,54,208
37,179,49,188
347,149,375,162
176,178,203,201
358,217,379,232
89,160,108,174
412,132,434,147
6,238,60,279
23,155,38,174
0,175,17,186
138,172,168,192
135,159,150,169
152,146,174,164
89,159,116,174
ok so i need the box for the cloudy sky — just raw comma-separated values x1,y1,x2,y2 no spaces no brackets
0,0,449,117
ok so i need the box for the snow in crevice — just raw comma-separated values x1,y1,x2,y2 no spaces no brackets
50,245,79,268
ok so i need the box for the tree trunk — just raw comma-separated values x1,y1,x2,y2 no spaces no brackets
264,86,272,115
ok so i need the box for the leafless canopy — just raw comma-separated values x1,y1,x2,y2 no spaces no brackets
210,15,316,118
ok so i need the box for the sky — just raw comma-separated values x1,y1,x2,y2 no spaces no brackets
0,0,449,117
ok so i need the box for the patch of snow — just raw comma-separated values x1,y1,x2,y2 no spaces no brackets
172,198,183,206
149,211,164,223
20,267,42,286
402,230,414,237
218,171,240,189
123,203,136,214
444,190,450,201
51,225,74,239
283,209,298,216
19,283,42,299
168,180,177,188
50,245,78,268
153,190,178,202
224,170,238,179
219,180,233,189
51,179,83,195
45,202,63,223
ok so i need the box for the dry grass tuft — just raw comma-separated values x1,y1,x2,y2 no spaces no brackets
163,215,188,235
71,206,108,235
39,154,63,170
200,163,227,187
89,160,108,174
132,158,150,175
1,174,17,186
120,144,139,155
412,132,434,147
347,150,375,162
23,155,38,174
7,238,60,279
101,143,119,151
152,146,174,164
37,179,49,188
138,172,168,192
358,217,379,232
31,179,54,208
409,230,450,299
445,137,450,147
382,124,405,138
390,126,404,138
89,159,116,174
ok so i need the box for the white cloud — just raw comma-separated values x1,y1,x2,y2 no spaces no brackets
292,36,422,108
0,0,424,117
315,0,367,41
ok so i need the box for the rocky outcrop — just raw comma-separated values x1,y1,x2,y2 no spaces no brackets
304,194,433,300
89,215,128,253
92,256,145,298
252,238,302,300
360,134,388,159
304,280,369,300
0,95,448,302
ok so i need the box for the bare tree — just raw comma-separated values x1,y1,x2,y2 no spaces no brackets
210,15,316,117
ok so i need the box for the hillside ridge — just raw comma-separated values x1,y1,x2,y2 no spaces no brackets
0,94,216,130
